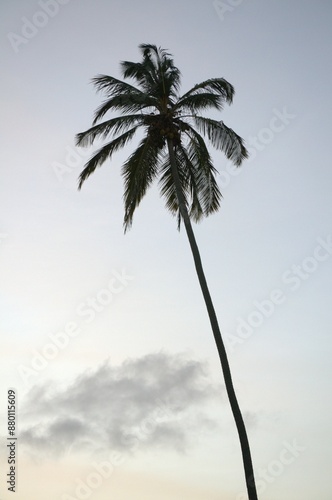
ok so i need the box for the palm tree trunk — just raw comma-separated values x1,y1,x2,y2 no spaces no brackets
167,138,258,500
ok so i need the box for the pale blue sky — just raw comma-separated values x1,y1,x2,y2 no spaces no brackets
1,1,332,499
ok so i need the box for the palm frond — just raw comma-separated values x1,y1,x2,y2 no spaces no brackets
139,43,171,62
121,44,181,102
177,78,234,107
158,147,190,227
121,60,156,90
159,134,221,227
122,135,161,231
184,128,222,217
92,93,157,124
193,116,248,166
76,115,144,147
92,74,144,97
78,126,139,189
174,143,206,224
175,92,226,113
139,44,181,85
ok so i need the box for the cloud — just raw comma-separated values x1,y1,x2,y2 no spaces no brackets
20,352,221,459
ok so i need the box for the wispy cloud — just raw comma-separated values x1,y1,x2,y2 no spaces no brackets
20,352,221,459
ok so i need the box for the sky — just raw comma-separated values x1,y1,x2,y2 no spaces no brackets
1,0,332,499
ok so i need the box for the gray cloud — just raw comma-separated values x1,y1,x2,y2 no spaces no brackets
20,352,221,458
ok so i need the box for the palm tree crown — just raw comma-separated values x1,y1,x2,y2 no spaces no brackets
76,43,248,230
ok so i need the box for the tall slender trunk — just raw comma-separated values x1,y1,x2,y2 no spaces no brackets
167,139,258,500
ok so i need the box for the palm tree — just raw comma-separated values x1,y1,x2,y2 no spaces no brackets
76,43,258,499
